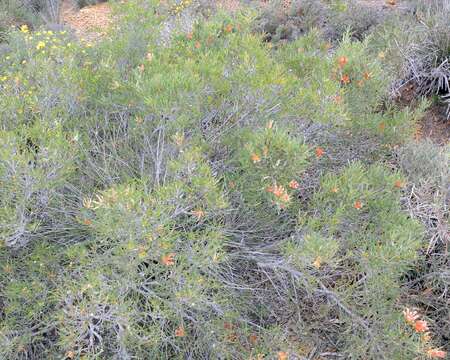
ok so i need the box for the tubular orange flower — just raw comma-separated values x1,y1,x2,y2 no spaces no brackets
280,193,291,203
266,185,274,193
289,180,300,189
338,56,348,68
273,185,285,198
194,41,201,49
333,95,342,104
224,24,233,33
363,71,372,80
251,153,261,163
354,200,363,210
313,256,322,269
426,349,447,358
186,32,193,40
378,122,386,131
266,120,274,129
315,147,325,158
414,320,429,333
175,326,186,337
192,209,205,220
331,187,339,193
403,308,419,324
248,334,258,345
278,351,288,360
394,180,405,189
162,253,176,266
341,74,351,85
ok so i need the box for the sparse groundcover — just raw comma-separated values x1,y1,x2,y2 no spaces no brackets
0,0,448,359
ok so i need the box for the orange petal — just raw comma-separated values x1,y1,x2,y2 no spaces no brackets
427,349,447,358
414,320,429,333
315,147,325,158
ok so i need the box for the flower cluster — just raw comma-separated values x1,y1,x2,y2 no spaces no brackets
171,0,193,15
403,308,447,358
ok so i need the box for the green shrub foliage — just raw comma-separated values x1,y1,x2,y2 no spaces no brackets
0,0,445,359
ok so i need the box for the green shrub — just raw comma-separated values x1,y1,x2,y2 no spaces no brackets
283,163,424,358
0,1,444,359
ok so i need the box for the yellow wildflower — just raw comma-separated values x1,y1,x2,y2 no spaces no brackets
36,41,46,50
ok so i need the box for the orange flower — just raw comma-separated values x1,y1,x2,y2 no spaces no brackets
278,351,288,360
313,256,322,269
162,253,176,266
248,334,258,345
394,180,405,189
386,0,396,5
138,64,145,72
403,308,419,324
378,122,385,132
83,218,92,226
266,120,274,129
289,180,300,189
186,32,193,40
414,320,429,333
333,94,342,104
251,153,261,163
273,185,285,198
338,56,348,68
363,71,372,80
226,332,237,342
65,351,75,359
146,52,153,62
354,200,363,210
426,349,447,358
192,209,205,220
224,24,233,33
194,41,201,49
341,74,351,85
315,147,325,158
175,325,186,337
280,193,291,203
331,186,339,193
266,185,274,193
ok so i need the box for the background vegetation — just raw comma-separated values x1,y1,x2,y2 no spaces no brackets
0,0,448,359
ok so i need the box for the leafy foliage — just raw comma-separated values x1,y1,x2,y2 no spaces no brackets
0,0,447,359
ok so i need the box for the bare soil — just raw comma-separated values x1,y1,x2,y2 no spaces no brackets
62,0,112,40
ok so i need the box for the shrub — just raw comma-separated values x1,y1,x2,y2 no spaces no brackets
0,1,445,359
254,0,386,44
372,0,450,117
282,163,424,358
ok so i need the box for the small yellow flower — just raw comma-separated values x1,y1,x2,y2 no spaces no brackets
36,41,46,50
20,24,29,33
